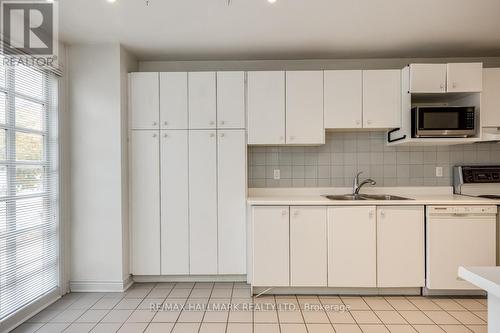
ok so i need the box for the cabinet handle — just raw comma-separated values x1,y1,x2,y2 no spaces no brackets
293,210,299,217
210,121,215,126
356,120,361,125
164,121,168,126
282,209,288,216
220,133,225,138
210,133,215,138
440,84,445,90
153,133,157,138
367,120,372,125
452,83,457,88
369,211,374,219
380,210,385,218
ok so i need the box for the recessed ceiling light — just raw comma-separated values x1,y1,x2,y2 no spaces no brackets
107,0,117,3
268,0,277,3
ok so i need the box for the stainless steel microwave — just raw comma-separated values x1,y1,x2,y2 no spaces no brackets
411,106,476,138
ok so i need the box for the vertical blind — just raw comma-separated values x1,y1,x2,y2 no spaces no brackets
0,56,59,321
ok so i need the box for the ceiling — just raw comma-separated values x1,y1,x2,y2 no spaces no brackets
60,0,500,61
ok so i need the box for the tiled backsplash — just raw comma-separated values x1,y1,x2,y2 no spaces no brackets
248,131,500,188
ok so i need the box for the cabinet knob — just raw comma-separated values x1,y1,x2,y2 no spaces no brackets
220,121,225,125
380,211,385,218
153,121,158,126
452,83,457,88
289,136,294,141
163,134,168,138
293,210,299,216
210,121,215,126
220,133,225,138
356,120,361,125
210,133,215,138
282,210,288,216
369,210,374,219
164,121,168,126
279,136,284,141
152,133,157,138
440,84,445,90
367,120,372,125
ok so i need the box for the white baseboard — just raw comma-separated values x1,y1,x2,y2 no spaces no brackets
133,275,247,283
70,275,133,292
252,287,422,296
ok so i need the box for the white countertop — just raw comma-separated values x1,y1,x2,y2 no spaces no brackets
458,267,500,298
247,187,500,206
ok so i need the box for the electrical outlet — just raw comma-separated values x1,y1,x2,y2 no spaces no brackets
273,169,281,180
436,167,443,177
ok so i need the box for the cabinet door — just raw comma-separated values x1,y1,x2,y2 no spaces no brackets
324,70,362,129
129,73,159,130
189,72,217,129
447,63,483,92
217,72,246,129
189,130,218,274
286,71,325,144
363,70,401,128
160,72,188,129
328,206,376,287
130,130,160,275
481,68,500,127
217,130,247,274
160,130,189,275
247,71,286,145
290,207,327,287
377,206,424,287
409,64,447,93
253,206,289,287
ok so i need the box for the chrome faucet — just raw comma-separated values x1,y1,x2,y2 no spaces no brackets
353,172,377,195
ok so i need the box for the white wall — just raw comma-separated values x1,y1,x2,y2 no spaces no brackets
139,56,500,72
67,44,137,291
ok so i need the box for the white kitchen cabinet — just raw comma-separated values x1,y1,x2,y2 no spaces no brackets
130,130,161,275
286,71,325,144
189,72,217,129
363,70,401,129
447,63,483,92
290,207,327,287
189,130,218,274
160,130,189,275
328,206,376,287
377,206,425,287
247,71,286,145
324,70,363,129
252,206,289,287
409,64,447,93
129,73,159,130
217,130,247,274
160,72,188,129
217,72,246,129
482,68,500,127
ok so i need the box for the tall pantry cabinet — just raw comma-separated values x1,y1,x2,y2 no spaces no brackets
129,72,247,277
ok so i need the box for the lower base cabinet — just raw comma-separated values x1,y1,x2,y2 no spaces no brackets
377,206,425,287
252,205,425,288
290,207,327,287
328,206,377,287
252,206,289,287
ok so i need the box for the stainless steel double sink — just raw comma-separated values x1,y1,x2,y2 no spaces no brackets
323,194,412,201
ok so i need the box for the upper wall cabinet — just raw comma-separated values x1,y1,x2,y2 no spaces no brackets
188,72,217,129
160,72,188,129
363,70,401,129
129,73,160,130
247,71,286,145
324,70,363,129
217,72,246,129
408,63,483,93
409,64,447,93
286,71,325,144
447,63,483,93
482,68,500,127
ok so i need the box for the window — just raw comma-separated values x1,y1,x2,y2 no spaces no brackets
0,59,59,321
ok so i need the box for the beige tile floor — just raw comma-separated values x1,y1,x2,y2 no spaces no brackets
11,283,488,333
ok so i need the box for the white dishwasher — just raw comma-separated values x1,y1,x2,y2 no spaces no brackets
426,206,497,290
